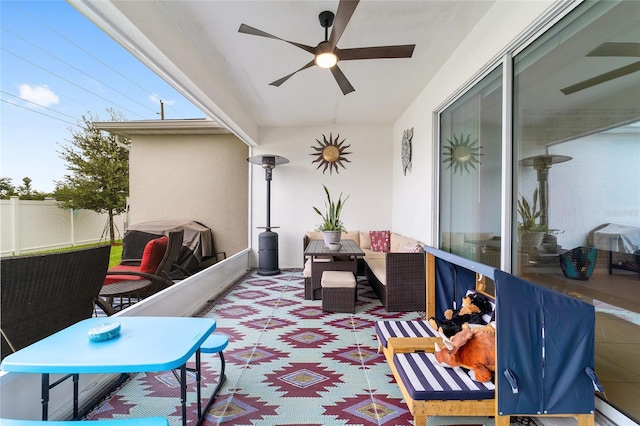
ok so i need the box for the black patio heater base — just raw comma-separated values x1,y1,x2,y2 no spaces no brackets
257,230,280,276
248,154,289,276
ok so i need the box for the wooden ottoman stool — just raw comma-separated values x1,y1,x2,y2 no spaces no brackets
321,270,356,313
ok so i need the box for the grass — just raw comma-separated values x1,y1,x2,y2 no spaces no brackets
14,241,123,268
108,244,122,268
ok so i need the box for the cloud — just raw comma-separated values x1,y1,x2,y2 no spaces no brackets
19,84,59,108
149,93,176,106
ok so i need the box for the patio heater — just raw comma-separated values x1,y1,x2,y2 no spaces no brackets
248,154,289,275
520,154,572,247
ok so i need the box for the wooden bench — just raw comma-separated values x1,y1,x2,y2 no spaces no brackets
375,247,599,426
376,305,496,425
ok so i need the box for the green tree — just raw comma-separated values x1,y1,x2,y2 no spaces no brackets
54,109,130,244
17,177,48,200
0,177,17,199
0,177,49,200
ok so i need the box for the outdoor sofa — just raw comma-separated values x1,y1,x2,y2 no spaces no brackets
303,230,425,311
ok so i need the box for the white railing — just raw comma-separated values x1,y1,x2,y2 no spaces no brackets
0,197,126,256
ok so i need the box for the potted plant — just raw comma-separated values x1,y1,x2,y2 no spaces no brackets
313,184,349,247
517,188,546,249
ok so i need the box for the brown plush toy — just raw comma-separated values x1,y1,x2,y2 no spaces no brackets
434,324,496,383
428,292,493,337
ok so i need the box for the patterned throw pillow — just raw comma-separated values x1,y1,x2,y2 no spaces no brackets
370,230,391,252
403,242,423,253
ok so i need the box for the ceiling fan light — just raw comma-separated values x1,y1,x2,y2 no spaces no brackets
315,52,337,68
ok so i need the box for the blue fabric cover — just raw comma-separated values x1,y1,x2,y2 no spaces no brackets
434,258,478,318
494,270,596,415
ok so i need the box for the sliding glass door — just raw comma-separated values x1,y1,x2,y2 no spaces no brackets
439,0,640,420
512,1,640,420
439,66,503,270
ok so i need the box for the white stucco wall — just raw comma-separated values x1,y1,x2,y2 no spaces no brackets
129,134,249,259
247,1,558,269
391,0,556,247
251,125,393,268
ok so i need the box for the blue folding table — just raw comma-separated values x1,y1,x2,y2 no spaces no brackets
1,316,216,426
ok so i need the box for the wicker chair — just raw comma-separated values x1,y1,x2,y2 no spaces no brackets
1,245,111,360
97,230,184,314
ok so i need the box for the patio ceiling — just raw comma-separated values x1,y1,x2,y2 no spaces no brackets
72,0,640,148
71,0,497,144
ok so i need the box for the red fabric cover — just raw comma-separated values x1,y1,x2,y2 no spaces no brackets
103,265,147,285
103,236,168,285
139,236,169,273
370,230,391,252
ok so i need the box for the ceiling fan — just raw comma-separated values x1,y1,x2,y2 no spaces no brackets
238,0,415,95
560,42,640,95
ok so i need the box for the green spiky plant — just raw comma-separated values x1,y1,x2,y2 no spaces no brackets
517,188,547,232
313,184,349,232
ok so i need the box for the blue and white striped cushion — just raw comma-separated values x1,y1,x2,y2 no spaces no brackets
393,352,495,400
375,320,438,348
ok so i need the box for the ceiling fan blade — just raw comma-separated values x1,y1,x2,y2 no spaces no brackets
338,44,415,61
560,60,640,95
239,23,316,54
330,65,355,95
269,60,316,87
587,42,640,57
328,0,359,50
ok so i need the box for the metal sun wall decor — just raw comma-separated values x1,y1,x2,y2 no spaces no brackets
310,133,352,174
442,133,482,174
401,127,413,175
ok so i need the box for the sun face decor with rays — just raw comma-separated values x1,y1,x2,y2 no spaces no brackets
442,133,482,174
310,133,352,174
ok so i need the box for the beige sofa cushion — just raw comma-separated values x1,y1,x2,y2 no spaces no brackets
341,230,360,246
359,231,371,249
390,233,420,253
321,270,356,288
303,257,332,278
306,231,324,240
366,258,386,285
303,259,312,278
362,248,385,262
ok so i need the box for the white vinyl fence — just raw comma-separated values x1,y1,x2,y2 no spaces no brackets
0,197,126,256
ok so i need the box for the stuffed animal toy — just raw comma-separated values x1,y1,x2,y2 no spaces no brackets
428,292,493,337
434,323,496,383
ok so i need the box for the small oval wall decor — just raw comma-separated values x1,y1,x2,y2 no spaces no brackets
401,127,413,175
310,133,352,174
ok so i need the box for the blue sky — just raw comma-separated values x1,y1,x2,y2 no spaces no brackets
1,0,206,192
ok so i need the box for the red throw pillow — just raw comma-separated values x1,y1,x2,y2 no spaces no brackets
139,236,169,273
370,230,391,252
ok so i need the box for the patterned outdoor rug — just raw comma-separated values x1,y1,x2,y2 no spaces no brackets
86,269,536,426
